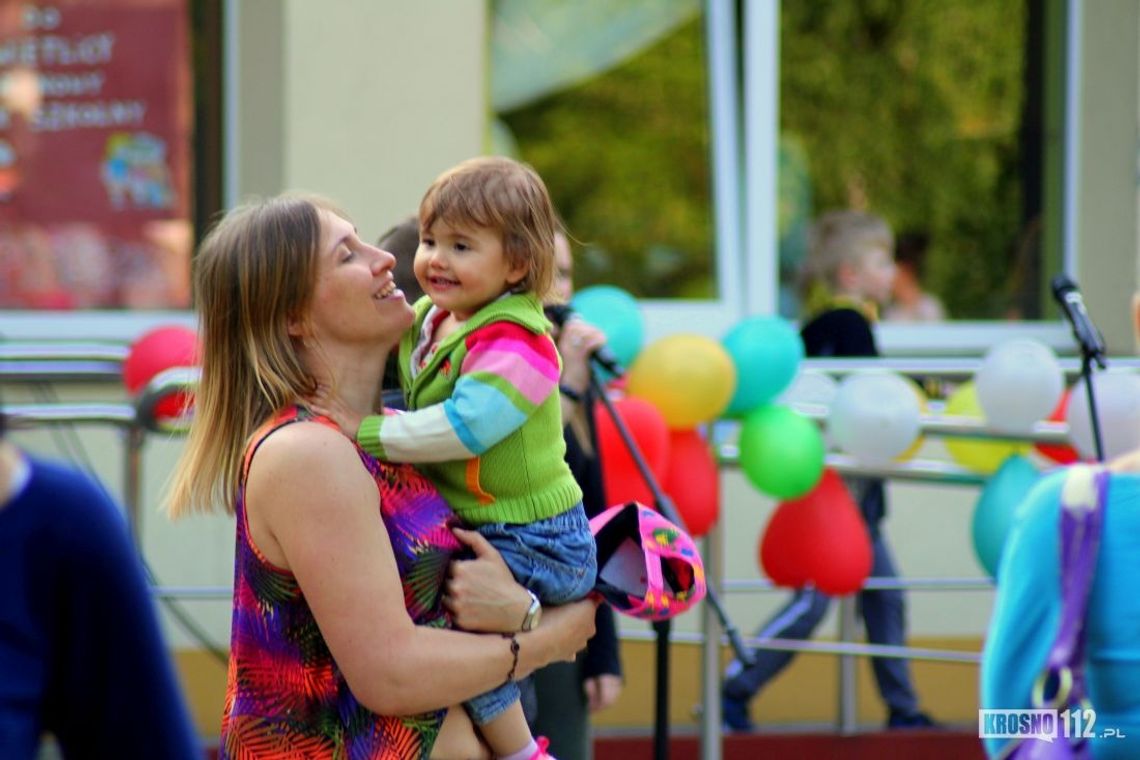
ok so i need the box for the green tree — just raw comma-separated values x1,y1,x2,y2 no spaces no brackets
501,18,715,298
780,0,1026,318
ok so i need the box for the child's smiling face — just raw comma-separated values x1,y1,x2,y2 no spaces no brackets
414,219,529,321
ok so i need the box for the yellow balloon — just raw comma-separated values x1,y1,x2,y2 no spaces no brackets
943,381,1030,474
627,334,737,428
895,379,929,462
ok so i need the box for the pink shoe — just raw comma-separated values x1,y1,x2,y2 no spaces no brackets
528,736,557,760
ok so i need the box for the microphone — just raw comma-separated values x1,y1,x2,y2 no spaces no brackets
1051,274,1107,367
544,303,625,376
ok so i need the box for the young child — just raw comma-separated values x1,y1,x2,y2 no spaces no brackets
798,209,898,355
722,209,935,731
314,156,596,760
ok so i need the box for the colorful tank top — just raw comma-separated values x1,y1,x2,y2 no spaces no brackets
220,406,462,759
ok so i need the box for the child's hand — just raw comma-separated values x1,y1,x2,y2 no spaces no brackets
307,384,365,438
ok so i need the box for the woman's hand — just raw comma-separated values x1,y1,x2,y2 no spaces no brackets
517,599,599,678
584,673,623,713
555,319,608,398
444,528,532,632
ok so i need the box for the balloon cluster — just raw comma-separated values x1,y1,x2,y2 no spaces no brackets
573,286,737,540
572,293,1140,595
575,290,873,594
122,325,199,423
944,338,1140,577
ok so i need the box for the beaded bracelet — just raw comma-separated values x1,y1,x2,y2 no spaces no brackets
503,633,520,684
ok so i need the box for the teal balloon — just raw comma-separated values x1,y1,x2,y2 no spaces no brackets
722,317,805,416
571,285,644,368
971,454,1040,577
738,404,824,500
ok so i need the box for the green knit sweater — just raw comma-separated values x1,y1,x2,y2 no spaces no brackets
358,293,582,525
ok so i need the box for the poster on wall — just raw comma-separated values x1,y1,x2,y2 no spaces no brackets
0,0,191,310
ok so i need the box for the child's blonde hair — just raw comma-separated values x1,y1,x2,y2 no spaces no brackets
801,209,895,295
418,156,556,300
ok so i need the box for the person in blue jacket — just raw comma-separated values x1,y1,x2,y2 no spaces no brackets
981,290,1140,759
0,407,200,759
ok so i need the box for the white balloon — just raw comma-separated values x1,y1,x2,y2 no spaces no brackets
975,339,1064,433
778,370,839,449
777,370,839,410
829,371,922,465
1066,372,1140,460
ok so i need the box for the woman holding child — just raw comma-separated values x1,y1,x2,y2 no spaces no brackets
167,191,597,759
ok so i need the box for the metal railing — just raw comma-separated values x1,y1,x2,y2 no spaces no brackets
4,345,1137,758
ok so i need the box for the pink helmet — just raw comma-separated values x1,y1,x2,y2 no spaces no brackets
590,502,707,621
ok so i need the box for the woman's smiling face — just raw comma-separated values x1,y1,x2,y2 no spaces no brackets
304,209,413,347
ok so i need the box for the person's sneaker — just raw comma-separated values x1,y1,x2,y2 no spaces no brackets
887,709,937,730
721,692,755,733
528,736,557,760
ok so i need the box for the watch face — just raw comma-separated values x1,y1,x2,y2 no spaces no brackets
524,594,542,631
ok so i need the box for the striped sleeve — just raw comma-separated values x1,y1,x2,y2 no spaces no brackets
360,322,561,463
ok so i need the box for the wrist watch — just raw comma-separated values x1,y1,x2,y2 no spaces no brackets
520,589,543,632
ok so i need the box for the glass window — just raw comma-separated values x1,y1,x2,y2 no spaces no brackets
491,0,716,300
776,0,1064,325
492,1,1070,351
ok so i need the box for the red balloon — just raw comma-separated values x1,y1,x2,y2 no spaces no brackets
124,325,199,422
662,428,720,538
123,326,199,394
756,492,810,588
153,392,194,422
1035,388,1081,465
595,396,671,507
758,469,872,596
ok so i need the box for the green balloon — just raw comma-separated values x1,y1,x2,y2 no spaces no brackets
738,404,825,500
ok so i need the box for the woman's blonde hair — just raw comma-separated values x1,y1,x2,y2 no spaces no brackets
167,194,332,518
419,156,557,300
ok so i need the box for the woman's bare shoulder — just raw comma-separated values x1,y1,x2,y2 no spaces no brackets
248,419,365,492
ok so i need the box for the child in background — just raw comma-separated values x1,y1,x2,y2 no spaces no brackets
722,209,936,731
883,231,946,323
314,156,595,760
798,209,898,355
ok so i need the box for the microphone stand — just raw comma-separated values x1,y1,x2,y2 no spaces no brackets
1077,345,1106,462
587,362,754,760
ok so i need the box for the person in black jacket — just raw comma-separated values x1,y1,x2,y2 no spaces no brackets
531,229,624,760
722,210,935,731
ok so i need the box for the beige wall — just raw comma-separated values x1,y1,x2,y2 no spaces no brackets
235,0,488,241
1075,0,1140,353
